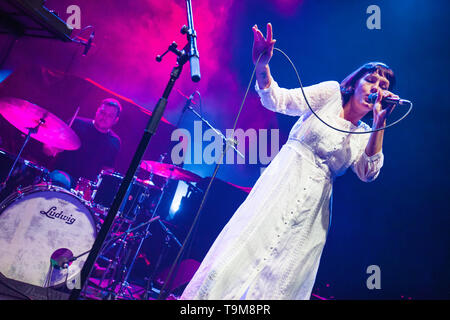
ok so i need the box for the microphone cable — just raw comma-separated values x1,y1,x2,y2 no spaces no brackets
273,47,413,134
157,51,265,300
158,47,413,299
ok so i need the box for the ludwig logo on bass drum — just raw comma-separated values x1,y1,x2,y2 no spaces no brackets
40,206,76,225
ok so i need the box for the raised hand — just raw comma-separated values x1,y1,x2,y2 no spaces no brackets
252,23,276,67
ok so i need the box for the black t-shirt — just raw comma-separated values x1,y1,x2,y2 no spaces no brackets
54,118,121,183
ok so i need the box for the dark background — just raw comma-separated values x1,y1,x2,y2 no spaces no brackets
0,0,448,299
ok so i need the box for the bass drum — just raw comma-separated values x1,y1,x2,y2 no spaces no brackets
0,185,97,288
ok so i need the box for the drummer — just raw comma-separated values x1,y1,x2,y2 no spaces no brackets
43,98,122,188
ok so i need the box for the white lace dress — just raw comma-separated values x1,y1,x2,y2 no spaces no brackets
180,79,384,300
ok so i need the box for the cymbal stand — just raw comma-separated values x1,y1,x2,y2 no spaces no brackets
96,201,157,299
96,231,131,299
185,103,244,161
141,167,184,299
85,213,158,300
114,218,154,299
115,154,170,299
143,218,182,300
0,117,45,192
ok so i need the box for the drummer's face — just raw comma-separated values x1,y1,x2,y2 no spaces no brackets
94,104,119,132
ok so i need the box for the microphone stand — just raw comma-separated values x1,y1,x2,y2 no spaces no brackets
69,4,200,299
156,102,246,301
185,104,245,161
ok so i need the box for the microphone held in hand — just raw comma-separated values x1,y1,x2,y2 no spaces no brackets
368,93,412,107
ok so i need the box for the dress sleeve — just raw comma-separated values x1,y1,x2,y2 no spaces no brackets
351,133,384,182
255,79,341,117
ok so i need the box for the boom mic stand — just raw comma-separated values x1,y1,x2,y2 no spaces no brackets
185,103,245,161
69,0,200,300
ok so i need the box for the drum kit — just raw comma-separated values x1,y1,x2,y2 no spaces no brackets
0,97,202,299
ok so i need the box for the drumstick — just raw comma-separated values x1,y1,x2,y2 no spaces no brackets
68,106,80,127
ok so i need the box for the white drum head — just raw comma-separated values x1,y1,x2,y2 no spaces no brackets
0,186,97,287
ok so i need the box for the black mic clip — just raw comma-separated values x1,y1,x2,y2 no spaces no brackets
156,42,185,62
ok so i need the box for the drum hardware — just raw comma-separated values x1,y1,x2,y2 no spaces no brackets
73,177,95,203
119,177,158,223
0,97,203,298
0,156,51,203
44,248,75,289
84,169,162,299
136,156,206,299
181,97,245,160
22,159,51,184
94,232,133,300
0,117,45,192
43,247,93,294
140,160,202,183
89,170,160,222
139,159,184,300
91,171,124,209
96,154,188,300
114,167,169,300
155,107,245,299
70,6,202,296
0,98,80,192
86,215,161,300
0,98,81,150
143,219,182,300
0,184,97,288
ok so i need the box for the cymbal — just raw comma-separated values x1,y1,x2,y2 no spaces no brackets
140,160,201,183
0,97,80,150
134,177,161,190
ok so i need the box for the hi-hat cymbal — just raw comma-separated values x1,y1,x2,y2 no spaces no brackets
0,97,81,150
140,160,201,183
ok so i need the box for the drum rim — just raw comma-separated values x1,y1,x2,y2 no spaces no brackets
22,159,49,173
98,170,124,179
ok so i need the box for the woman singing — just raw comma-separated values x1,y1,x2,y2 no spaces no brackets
180,23,399,300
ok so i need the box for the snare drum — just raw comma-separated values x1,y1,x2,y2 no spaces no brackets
0,185,97,287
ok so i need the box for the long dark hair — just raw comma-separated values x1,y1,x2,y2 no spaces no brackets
340,62,396,105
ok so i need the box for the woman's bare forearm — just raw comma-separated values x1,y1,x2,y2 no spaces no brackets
256,64,272,89
365,120,385,156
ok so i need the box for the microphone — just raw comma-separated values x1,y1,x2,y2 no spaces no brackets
50,248,74,270
368,93,411,107
185,0,201,82
82,31,95,56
